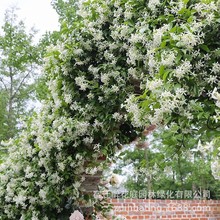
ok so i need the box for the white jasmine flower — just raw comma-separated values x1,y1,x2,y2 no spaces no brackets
212,88,220,108
75,76,89,91
64,94,72,104
101,74,110,85
74,49,84,56
161,51,176,67
94,143,101,152
98,96,104,103
73,181,81,189
87,92,94,99
13,194,26,206
153,24,170,47
111,85,119,93
211,160,220,180
109,173,121,187
83,137,93,145
69,210,84,220
39,189,47,200
178,31,199,49
58,162,65,171
148,0,160,12
207,75,218,85
174,60,192,79
113,112,123,121
75,121,90,136
146,79,163,91
211,62,220,74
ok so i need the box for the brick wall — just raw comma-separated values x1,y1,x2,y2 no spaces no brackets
102,199,220,220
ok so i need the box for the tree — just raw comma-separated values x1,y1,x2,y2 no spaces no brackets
115,136,220,199
33,30,62,102
0,7,41,145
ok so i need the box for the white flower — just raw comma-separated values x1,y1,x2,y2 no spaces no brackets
89,167,98,175
75,121,90,136
75,76,89,91
197,140,214,155
50,172,61,184
101,74,110,85
211,160,220,180
94,143,100,152
146,79,163,91
25,172,34,179
161,51,176,67
98,96,104,103
148,0,160,11
13,194,27,207
111,85,119,93
178,31,199,49
64,94,72,104
83,136,93,145
207,75,218,85
113,112,123,121
152,24,170,47
124,10,133,20
212,88,220,108
69,210,84,220
39,189,47,200
74,48,84,56
129,33,144,43
206,13,215,25
58,162,65,171
128,67,138,78
87,92,94,99
73,181,81,189
75,154,83,160
109,173,121,187
211,62,220,74
174,60,192,79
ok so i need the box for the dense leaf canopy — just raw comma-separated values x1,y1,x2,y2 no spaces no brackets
0,0,220,219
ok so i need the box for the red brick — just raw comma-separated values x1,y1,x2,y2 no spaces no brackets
104,199,220,220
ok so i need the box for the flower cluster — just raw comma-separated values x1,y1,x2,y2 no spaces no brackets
1,0,220,219
121,0,220,180
0,0,144,218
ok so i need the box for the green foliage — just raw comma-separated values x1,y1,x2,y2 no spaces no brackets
111,0,220,200
0,1,143,219
0,7,41,146
1,0,220,219
52,0,78,26
118,138,220,199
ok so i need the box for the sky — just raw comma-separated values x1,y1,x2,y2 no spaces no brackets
0,0,60,39
0,0,60,110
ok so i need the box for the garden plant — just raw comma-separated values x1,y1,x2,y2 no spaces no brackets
0,0,220,219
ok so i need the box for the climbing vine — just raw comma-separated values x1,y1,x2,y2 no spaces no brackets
0,0,220,219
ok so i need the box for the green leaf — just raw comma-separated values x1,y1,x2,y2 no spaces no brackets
139,90,147,99
200,44,210,52
183,0,190,4
163,70,170,81
193,85,199,96
140,99,151,111
175,53,182,63
214,49,220,57
159,65,165,77
160,41,166,48
170,26,177,33
187,16,194,23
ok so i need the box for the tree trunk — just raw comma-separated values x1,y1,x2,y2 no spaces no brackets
7,66,14,139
